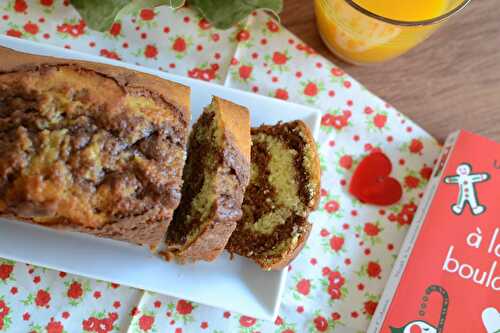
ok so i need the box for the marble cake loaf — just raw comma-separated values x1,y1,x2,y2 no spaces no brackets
0,46,191,249
165,97,251,262
227,121,321,270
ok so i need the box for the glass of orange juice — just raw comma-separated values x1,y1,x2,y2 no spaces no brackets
314,0,471,65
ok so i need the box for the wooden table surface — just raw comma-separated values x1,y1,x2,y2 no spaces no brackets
281,0,500,142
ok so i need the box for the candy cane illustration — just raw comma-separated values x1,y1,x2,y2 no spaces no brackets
443,163,490,216
390,285,449,333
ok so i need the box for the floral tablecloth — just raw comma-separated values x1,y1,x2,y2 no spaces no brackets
0,1,441,332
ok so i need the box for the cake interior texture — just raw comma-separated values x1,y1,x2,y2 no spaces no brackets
0,64,189,247
227,121,320,270
166,99,250,262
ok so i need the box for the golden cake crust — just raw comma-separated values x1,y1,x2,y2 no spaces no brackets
214,97,251,162
0,47,190,124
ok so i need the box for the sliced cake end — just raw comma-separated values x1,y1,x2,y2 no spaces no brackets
227,120,321,270
0,46,191,250
165,97,251,262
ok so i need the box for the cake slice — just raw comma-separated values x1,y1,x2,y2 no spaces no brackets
0,46,190,249
165,97,251,262
227,121,321,270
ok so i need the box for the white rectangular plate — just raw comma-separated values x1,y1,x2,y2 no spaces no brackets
0,35,321,321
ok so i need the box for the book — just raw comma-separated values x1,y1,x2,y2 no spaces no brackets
368,130,500,333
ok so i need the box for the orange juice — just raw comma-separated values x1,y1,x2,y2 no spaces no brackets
314,0,460,64
353,0,448,21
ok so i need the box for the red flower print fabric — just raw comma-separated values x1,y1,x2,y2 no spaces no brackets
0,2,441,332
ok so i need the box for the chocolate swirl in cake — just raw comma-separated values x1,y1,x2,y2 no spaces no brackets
227,121,321,270
165,97,251,262
0,48,190,249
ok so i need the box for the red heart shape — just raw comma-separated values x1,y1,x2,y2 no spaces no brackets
349,152,403,206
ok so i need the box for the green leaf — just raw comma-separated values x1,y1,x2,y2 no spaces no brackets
72,0,281,31
117,0,185,17
189,0,283,29
72,0,186,31
72,0,132,31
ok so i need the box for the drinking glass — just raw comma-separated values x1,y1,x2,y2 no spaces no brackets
314,0,472,64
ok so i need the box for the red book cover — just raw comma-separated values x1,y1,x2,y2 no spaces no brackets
368,130,500,333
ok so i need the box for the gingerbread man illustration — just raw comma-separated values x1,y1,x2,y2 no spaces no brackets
444,163,490,216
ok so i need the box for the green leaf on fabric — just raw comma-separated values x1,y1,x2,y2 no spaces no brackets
72,0,132,31
117,0,185,17
189,0,283,29
72,0,186,31
71,0,282,31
